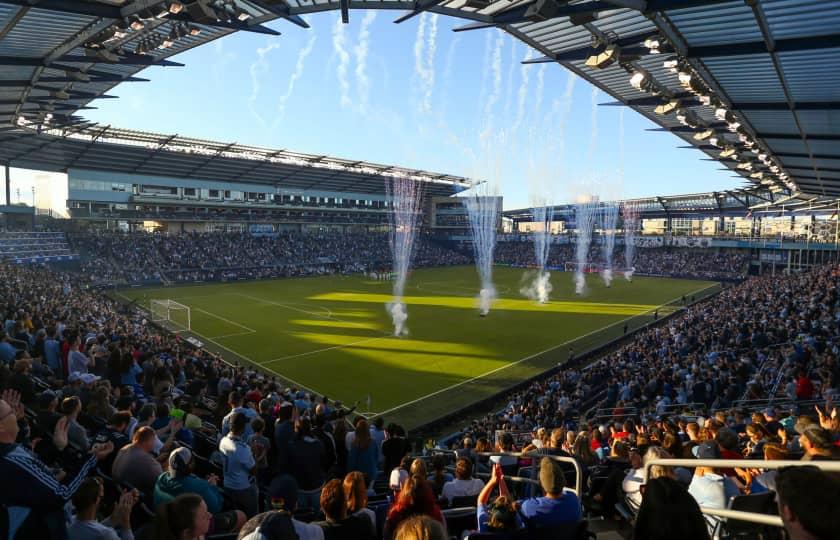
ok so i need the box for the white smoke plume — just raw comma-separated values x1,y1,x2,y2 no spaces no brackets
248,40,281,127
354,11,377,113
275,33,317,125
332,15,351,108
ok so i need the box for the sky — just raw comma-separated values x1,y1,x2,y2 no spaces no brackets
10,11,742,212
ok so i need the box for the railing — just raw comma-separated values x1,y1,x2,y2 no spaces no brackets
474,451,583,498
643,459,840,527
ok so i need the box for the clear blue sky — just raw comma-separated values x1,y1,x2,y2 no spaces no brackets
79,11,739,210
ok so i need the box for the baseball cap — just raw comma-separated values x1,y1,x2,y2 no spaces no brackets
692,440,721,459
799,426,833,449
268,474,298,511
168,447,192,474
539,458,565,495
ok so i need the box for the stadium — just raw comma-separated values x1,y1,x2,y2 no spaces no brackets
0,1,839,540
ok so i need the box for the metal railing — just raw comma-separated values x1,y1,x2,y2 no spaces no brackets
643,459,840,528
474,451,583,498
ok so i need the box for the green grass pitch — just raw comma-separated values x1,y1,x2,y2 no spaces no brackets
119,266,718,430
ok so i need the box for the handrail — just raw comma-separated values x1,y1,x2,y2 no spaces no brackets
474,451,583,498
643,459,840,528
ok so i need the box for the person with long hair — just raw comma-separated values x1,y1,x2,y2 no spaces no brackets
394,515,447,540
384,475,445,540
315,478,375,540
347,419,379,485
428,454,453,498
572,432,598,467
632,477,710,540
344,471,376,538
153,493,212,540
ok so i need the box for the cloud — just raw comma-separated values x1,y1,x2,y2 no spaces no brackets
248,40,282,127
332,15,351,108
354,10,377,113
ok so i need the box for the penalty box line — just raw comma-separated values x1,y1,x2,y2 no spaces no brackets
374,283,719,418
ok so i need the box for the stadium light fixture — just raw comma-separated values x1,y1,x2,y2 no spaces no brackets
654,99,680,115
720,146,737,159
737,161,753,170
709,136,721,147
694,128,714,141
168,1,185,14
678,70,692,86
644,37,661,54
585,43,620,69
629,69,652,92
750,171,764,180
128,15,145,31
663,57,678,72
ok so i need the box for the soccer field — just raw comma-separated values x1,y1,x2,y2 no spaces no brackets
118,266,718,430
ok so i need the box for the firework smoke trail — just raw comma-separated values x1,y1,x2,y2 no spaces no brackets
465,183,499,315
574,200,598,295
332,16,351,108
600,202,620,287
520,204,555,303
248,41,281,126
386,176,422,336
354,11,377,113
623,202,640,281
276,33,317,124
412,13,438,114
511,49,534,135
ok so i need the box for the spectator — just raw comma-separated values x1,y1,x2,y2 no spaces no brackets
475,463,522,533
441,458,484,506
248,417,271,484
382,424,409,476
518,457,581,527
61,395,90,451
112,426,163,497
67,477,138,540
236,510,301,540
427,454,453,497
633,476,710,540
394,515,447,540
315,478,375,540
222,391,257,439
0,395,113,539
390,455,412,494
92,412,132,476
266,474,326,540
343,471,376,538
273,403,295,475
797,425,840,461
152,493,211,540
384,475,445,540
687,441,739,510
776,465,840,540
153,447,245,534
219,411,259,517
347,419,378,485
288,417,325,510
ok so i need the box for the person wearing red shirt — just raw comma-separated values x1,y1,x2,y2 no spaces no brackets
795,370,814,401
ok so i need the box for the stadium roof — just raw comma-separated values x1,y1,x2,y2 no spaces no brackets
0,125,472,196
0,1,838,205
503,186,840,222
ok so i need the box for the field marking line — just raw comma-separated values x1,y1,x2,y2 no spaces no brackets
374,282,719,418
191,306,257,333
210,330,259,339
233,293,341,322
261,335,390,364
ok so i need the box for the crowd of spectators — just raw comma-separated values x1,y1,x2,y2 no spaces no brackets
70,231,470,285
493,241,749,281
0,236,838,539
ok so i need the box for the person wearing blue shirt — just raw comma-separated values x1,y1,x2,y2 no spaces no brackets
347,420,379,486
221,391,258,439
0,334,17,365
687,441,740,511
518,457,582,528
155,447,245,535
219,412,258,517
476,463,523,533
43,329,60,372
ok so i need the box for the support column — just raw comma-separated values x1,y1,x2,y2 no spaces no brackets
4,163,9,206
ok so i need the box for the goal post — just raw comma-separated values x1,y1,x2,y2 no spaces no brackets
149,299,191,331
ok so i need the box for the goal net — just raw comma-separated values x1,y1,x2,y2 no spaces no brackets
149,299,191,331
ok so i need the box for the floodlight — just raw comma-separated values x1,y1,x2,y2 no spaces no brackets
629,69,651,92
644,37,661,54
698,95,712,106
654,99,679,115
720,147,737,159
709,136,721,147
678,71,692,86
750,171,764,180
585,43,620,69
728,121,741,132
129,16,145,31
694,128,714,141
663,57,678,72
737,161,753,170
715,107,728,121
168,1,185,14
